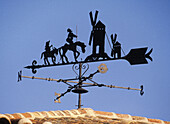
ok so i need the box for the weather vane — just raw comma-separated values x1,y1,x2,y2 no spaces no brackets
18,10,153,109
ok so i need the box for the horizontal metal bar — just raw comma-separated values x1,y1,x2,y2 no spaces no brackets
21,75,91,85
104,85,141,91
21,75,141,91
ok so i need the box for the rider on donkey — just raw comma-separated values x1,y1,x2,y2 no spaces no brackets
66,28,77,46
45,40,53,53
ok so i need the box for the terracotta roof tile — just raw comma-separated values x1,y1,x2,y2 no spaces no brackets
53,111,65,117
116,113,132,120
21,112,32,119
0,108,169,124
11,113,23,119
70,109,80,115
40,111,51,117
0,114,11,124
32,111,45,118
132,116,148,122
62,110,72,116
48,111,57,116
148,118,164,124
77,108,87,114
164,121,170,124
95,111,114,116
4,114,15,120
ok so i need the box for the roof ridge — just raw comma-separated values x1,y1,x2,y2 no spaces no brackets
0,108,169,124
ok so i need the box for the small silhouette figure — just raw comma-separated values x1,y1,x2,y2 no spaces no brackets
113,41,121,58
41,47,58,65
45,40,53,52
41,40,57,65
66,28,77,45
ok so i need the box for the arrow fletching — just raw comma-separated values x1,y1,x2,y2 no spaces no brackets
145,48,153,61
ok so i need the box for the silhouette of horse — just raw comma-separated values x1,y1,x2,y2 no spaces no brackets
58,41,86,63
41,47,58,65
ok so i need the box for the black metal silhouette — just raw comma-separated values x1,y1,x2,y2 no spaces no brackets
40,40,58,65
140,85,144,96
66,28,77,45
40,40,86,65
86,10,110,61
111,34,121,58
24,10,153,74
72,63,89,77
25,47,152,74
45,40,53,52
123,47,153,65
58,41,86,63
18,70,22,82
72,87,88,94
41,47,58,65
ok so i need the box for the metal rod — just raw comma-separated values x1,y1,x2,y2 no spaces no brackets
104,85,141,91
21,75,141,91
78,63,82,109
76,25,77,42
21,75,89,84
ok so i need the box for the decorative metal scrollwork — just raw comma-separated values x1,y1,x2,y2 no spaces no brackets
32,60,37,74
98,63,108,73
81,63,89,76
72,63,89,76
140,85,144,96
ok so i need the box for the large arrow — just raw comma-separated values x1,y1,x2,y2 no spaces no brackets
24,47,153,74
123,47,153,65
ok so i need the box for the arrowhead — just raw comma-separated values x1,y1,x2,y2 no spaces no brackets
124,47,153,65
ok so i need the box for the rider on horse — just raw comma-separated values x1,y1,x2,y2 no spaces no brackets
66,28,77,46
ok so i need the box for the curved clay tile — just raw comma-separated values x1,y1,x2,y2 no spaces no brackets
0,108,169,124
0,114,11,124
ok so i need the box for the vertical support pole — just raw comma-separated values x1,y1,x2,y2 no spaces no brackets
76,25,78,42
78,93,81,109
78,63,82,109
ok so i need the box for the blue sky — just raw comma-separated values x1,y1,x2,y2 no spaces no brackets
0,0,170,121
